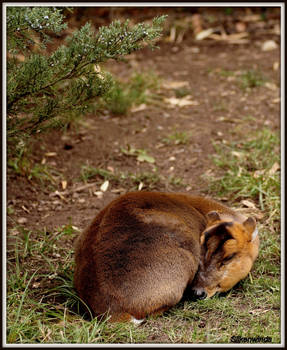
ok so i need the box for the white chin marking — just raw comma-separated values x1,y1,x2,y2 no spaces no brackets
131,316,145,325
251,227,258,242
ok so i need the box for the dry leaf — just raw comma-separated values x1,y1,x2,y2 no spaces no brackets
196,28,214,40
264,82,278,91
32,282,41,289
273,61,279,71
232,151,243,158
45,152,57,157
48,273,57,280
176,30,185,44
262,40,278,51
249,309,269,315
209,32,249,44
21,205,30,213
237,166,243,177
9,228,19,236
235,21,247,32
162,81,189,90
70,183,97,193
240,14,262,22
241,200,257,209
237,208,264,220
100,180,109,192
50,190,66,201
271,98,280,104
41,328,52,342
269,162,280,175
17,217,28,224
107,166,114,173
164,96,199,107
8,53,25,62
94,65,101,73
253,170,265,178
94,191,103,199
204,169,215,177
131,103,147,113
111,188,126,194
190,47,200,53
169,26,177,42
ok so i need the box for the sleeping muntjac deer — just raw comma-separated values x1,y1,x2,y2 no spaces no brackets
74,191,259,323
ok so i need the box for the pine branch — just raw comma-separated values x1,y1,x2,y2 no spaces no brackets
7,7,167,153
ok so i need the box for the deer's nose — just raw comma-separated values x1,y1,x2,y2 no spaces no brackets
192,289,207,300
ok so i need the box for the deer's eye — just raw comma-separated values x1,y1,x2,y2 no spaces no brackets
220,253,236,266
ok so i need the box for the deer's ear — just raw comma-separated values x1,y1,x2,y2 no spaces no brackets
206,211,221,224
243,217,258,241
243,217,256,232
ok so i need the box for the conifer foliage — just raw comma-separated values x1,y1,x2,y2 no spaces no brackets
6,7,166,151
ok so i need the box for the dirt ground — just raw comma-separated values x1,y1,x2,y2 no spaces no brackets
7,8,280,233
5,7,281,344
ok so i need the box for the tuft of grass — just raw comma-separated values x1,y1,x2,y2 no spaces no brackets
80,165,118,183
80,164,162,191
8,146,61,188
80,163,187,192
162,131,192,146
128,171,162,190
209,128,280,231
239,70,266,90
213,100,227,112
121,145,155,164
103,72,160,115
174,87,191,98
210,68,266,91
168,175,185,188
218,69,234,77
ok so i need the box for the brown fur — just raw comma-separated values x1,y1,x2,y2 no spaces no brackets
74,191,259,322
191,213,259,298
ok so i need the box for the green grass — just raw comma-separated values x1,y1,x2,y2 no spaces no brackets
203,127,281,343
162,131,192,145
210,68,266,91
80,164,162,191
102,72,160,115
239,70,266,90
210,128,280,231
7,145,62,189
121,146,155,163
6,128,281,344
168,175,185,188
6,222,280,344
79,163,188,192
174,87,191,98
6,225,150,343
218,69,235,77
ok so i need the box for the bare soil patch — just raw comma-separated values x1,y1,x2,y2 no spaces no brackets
7,32,280,232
